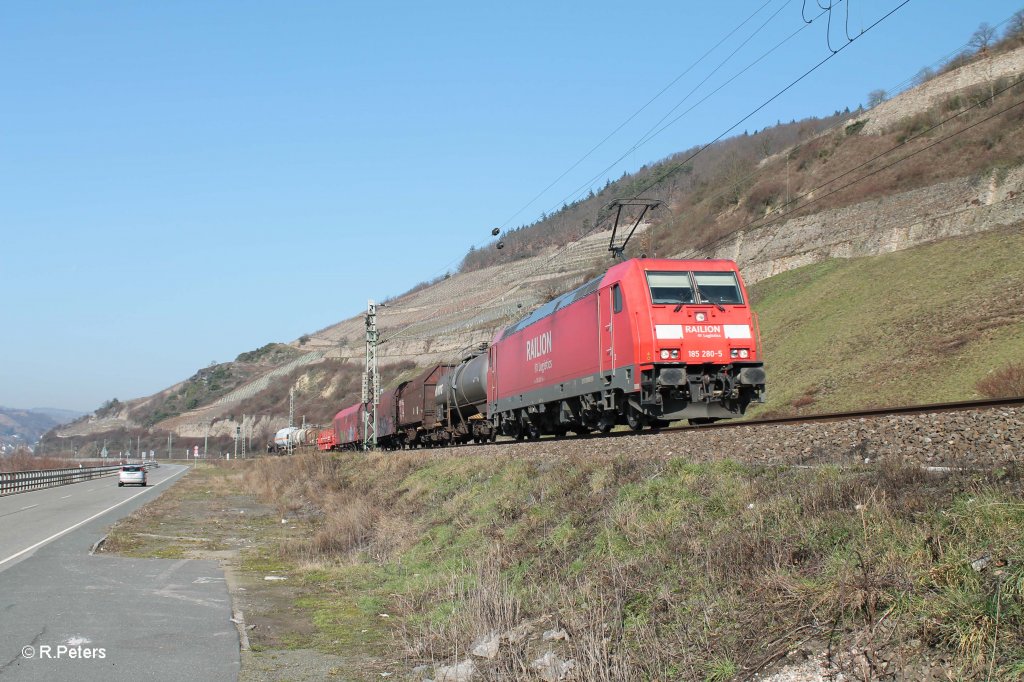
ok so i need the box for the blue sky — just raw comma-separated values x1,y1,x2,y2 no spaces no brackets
2,1,1020,412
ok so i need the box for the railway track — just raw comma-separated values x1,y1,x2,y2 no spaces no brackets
479,396,1024,447
516,395,1024,444
291,396,1021,455
674,396,1024,430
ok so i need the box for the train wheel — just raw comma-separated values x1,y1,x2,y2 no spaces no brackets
527,425,541,441
626,406,645,432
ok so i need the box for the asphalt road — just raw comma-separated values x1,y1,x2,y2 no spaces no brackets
0,464,240,681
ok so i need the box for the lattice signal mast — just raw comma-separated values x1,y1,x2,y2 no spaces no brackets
362,300,380,450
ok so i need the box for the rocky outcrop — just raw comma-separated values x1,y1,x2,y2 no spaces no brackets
861,47,1024,135
683,165,1024,284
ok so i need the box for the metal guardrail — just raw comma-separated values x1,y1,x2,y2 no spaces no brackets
0,465,123,496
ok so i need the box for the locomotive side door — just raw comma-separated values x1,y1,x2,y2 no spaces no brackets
597,283,623,381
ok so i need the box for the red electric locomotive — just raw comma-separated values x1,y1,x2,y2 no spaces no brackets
487,257,765,438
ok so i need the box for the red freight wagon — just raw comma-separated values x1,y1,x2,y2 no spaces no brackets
487,258,765,438
397,364,452,446
376,385,402,450
317,427,337,451
332,404,365,450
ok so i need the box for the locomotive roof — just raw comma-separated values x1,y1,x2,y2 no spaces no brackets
502,257,740,338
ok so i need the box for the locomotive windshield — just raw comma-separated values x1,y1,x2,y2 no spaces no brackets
693,271,744,305
646,271,744,305
647,272,694,305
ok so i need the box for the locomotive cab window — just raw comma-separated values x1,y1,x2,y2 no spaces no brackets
693,271,744,305
646,272,694,305
612,284,622,313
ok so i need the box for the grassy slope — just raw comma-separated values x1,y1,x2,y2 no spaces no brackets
750,223,1024,415
235,451,1024,681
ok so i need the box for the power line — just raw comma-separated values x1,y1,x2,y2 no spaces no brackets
626,0,912,201
384,0,789,301
494,0,788,233
539,0,829,220
496,1,911,293
736,90,1024,263
644,6,1024,239
379,0,912,346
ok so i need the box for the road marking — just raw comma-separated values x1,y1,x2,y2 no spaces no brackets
0,504,40,520
60,495,72,499
0,467,188,569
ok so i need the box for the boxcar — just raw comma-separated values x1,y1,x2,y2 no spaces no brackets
397,364,453,446
376,385,403,450
333,404,365,450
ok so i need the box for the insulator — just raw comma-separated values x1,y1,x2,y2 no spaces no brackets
491,227,500,236
496,241,505,249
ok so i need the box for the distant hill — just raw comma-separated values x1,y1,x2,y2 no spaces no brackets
0,407,68,454
28,407,85,425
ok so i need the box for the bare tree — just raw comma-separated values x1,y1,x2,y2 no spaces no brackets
912,67,935,87
867,89,887,108
969,22,996,52
1007,10,1024,39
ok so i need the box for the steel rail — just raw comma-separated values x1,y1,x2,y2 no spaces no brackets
408,396,1024,449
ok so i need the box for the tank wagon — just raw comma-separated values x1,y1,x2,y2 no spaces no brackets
271,426,299,452
315,257,764,450
435,351,493,443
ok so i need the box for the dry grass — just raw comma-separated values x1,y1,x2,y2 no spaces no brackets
0,451,104,472
237,450,1024,680
977,362,1024,398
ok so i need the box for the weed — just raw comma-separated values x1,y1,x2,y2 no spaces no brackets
977,362,1024,398
705,657,737,682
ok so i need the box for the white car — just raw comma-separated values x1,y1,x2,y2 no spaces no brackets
118,465,147,487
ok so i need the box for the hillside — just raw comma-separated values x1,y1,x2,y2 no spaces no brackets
0,407,59,454
55,35,1024,449
751,223,1024,415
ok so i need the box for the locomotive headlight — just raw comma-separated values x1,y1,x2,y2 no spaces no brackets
660,349,670,359
671,349,679,359
730,349,738,358
695,312,707,322
739,349,749,358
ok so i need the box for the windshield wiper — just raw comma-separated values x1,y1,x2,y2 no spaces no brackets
695,286,726,312
673,292,692,313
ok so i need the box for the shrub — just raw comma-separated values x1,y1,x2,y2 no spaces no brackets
976,362,1024,398
845,119,867,136
744,178,786,214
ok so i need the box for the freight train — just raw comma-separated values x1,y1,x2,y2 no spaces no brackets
317,257,765,450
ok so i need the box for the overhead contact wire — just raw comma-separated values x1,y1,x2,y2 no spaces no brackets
381,0,911,345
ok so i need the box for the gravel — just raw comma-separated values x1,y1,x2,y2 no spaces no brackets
430,406,1023,470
